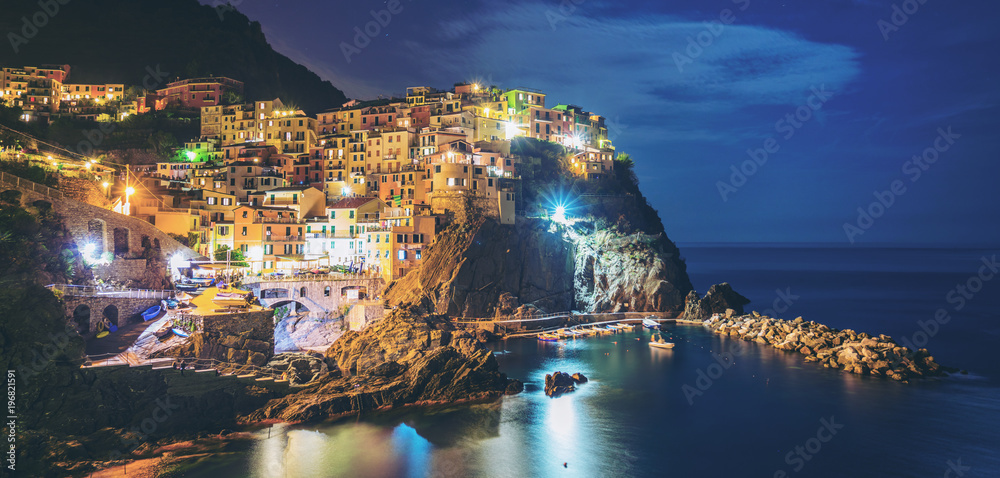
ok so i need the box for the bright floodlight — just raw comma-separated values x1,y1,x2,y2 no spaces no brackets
125,186,135,196
185,151,197,161
342,186,351,196
553,205,567,223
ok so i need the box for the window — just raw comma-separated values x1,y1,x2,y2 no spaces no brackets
242,210,248,218
349,210,355,219
299,287,307,297
207,197,216,205
241,227,247,236
397,250,407,261
222,198,231,206
397,234,404,243
330,211,336,219
324,286,331,297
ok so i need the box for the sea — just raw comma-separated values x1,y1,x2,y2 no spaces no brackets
178,245,1000,477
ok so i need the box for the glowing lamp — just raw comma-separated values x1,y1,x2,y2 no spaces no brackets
125,186,135,196
553,205,567,223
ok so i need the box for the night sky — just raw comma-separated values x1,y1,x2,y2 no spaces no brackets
206,0,1000,245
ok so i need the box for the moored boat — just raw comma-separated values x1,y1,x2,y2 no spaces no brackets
649,341,675,349
141,306,161,321
212,292,249,307
537,333,561,342
172,328,190,338
642,317,660,329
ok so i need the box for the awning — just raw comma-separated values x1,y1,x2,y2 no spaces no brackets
194,263,230,270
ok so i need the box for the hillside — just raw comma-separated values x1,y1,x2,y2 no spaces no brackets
0,0,347,113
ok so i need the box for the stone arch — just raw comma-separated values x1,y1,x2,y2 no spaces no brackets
102,304,119,327
72,304,91,333
261,288,289,299
270,299,310,318
113,227,130,255
87,219,106,254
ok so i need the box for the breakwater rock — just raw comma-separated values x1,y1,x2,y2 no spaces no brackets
704,314,944,381
682,283,750,321
248,308,521,422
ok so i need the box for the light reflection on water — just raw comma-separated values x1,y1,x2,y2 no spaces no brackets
183,326,1000,478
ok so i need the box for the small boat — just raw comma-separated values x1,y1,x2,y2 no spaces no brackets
189,277,214,286
172,328,190,338
642,318,660,329
175,283,199,291
649,341,675,349
610,323,632,331
154,322,172,339
164,298,179,309
96,330,109,339
141,306,161,321
212,292,248,307
537,333,561,342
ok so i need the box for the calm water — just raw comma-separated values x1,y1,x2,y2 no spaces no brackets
180,245,1000,477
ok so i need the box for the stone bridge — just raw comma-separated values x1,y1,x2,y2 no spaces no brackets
248,276,385,319
1,171,202,263
51,285,171,334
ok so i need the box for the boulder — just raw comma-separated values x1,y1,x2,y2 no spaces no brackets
545,371,579,397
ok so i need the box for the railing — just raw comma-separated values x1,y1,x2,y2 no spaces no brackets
244,272,382,284
304,231,362,239
252,217,298,224
46,284,174,299
264,234,303,242
0,171,64,199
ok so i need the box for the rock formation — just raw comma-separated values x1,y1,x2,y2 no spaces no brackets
249,307,521,422
544,371,588,396
682,283,750,321
704,314,945,381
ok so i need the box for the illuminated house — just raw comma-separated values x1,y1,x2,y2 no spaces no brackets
1,65,69,120
155,76,243,110
304,197,385,267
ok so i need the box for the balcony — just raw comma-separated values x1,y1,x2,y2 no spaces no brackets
253,217,298,224
265,235,303,242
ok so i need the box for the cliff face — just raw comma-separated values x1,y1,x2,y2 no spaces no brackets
385,218,575,317
385,216,693,317
574,228,691,313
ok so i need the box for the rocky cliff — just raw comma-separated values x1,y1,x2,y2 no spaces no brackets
249,308,521,422
384,218,575,317
384,215,694,316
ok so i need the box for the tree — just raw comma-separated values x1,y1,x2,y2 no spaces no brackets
147,131,178,158
214,245,248,267
221,91,244,105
